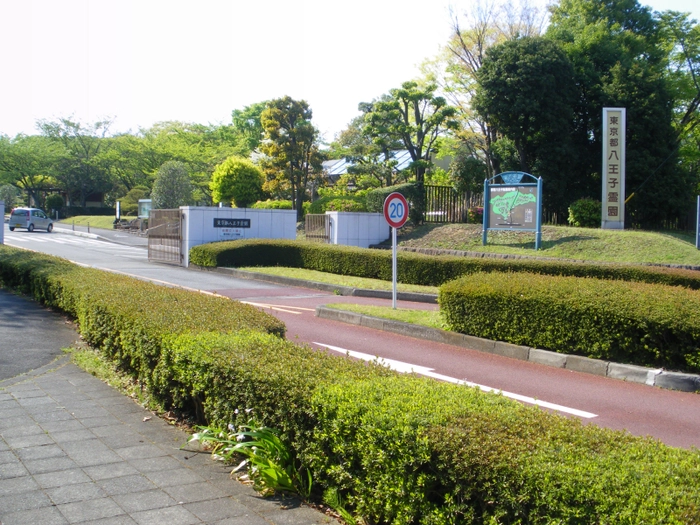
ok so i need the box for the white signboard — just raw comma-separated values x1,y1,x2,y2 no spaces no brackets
602,107,626,229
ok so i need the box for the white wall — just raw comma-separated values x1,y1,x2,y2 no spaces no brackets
181,207,296,267
327,212,390,248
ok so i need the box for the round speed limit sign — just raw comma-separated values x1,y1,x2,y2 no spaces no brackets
383,192,409,229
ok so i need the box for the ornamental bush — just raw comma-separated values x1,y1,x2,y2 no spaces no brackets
2,244,699,524
568,197,601,227
439,271,700,373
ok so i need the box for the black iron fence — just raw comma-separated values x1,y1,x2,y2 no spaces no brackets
423,185,483,223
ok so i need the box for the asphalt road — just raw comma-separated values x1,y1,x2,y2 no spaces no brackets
3,223,700,449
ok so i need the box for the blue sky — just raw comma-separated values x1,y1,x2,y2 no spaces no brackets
0,0,697,143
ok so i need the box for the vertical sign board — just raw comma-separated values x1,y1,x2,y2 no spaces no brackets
383,192,409,309
0,200,4,245
602,108,626,229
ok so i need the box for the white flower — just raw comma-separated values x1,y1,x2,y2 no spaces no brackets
245,408,253,413
228,423,235,432
236,434,246,442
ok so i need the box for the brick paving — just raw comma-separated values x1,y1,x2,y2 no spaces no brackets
0,356,337,525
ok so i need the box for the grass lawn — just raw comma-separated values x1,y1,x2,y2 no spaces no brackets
239,267,438,295
395,223,700,266
58,215,120,229
324,303,445,330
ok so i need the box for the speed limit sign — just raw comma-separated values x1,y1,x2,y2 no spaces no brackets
383,192,409,229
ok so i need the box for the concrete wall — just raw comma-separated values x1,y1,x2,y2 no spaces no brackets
181,206,296,267
327,212,390,248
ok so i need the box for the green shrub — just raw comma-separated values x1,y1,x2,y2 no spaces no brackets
439,271,700,373
0,245,284,387
2,244,699,524
568,198,602,227
252,199,293,210
189,239,700,290
308,195,367,214
366,182,424,224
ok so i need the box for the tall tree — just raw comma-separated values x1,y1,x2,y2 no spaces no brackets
38,118,114,208
546,0,696,226
260,97,323,221
150,161,193,209
231,101,269,154
362,81,458,184
473,36,578,213
0,134,64,207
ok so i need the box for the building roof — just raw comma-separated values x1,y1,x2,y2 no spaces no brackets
322,150,414,179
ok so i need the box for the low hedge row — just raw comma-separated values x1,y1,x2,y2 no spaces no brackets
0,245,284,386
2,245,699,523
189,239,700,290
439,271,700,373
151,331,700,524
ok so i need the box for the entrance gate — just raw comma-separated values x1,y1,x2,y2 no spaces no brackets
148,209,182,265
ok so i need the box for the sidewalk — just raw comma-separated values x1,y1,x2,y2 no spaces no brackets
0,359,337,525
0,296,337,524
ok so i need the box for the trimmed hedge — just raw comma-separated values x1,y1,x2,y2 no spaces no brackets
189,239,700,290
439,271,700,373
0,245,285,387
2,245,699,524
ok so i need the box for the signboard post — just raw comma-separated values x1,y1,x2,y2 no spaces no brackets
696,196,699,250
383,192,409,308
482,172,543,249
601,107,626,229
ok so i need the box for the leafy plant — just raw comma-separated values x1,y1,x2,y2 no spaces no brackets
568,198,601,227
190,419,312,498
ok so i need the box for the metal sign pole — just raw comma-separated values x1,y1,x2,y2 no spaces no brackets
392,226,398,308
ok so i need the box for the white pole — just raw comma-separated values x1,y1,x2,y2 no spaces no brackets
392,226,397,309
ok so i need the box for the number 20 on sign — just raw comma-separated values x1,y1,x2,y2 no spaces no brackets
383,192,409,308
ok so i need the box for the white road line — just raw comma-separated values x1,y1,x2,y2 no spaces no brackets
314,342,598,419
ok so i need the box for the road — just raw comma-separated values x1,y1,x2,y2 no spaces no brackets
4,224,700,449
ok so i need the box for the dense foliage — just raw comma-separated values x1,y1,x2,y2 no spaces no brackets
440,271,700,373
2,244,698,524
189,238,700,290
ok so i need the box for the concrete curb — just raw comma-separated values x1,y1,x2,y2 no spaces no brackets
189,266,438,304
316,306,700,393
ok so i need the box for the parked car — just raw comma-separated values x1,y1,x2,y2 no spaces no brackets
8,207,54,232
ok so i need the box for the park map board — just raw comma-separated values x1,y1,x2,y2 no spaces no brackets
483,171,543,250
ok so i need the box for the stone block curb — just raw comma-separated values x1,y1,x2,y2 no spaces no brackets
315,306,700,393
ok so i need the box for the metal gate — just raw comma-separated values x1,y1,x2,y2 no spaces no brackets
305,214,331,243
148,209,182,265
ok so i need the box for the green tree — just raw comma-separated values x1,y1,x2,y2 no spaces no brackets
210,156,265,208
231,101,269,154
151,161,193,209
260,97,324,221
473,37,578,213
431,0,550,176
0,184,21,208
0,134,63,207
38,118,115,208
546,0,696,226
362,81,459,184
119,186,150,216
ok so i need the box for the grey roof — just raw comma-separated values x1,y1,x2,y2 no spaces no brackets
323,150,414,177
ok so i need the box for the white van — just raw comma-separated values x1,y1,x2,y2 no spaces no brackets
8,208,54,232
